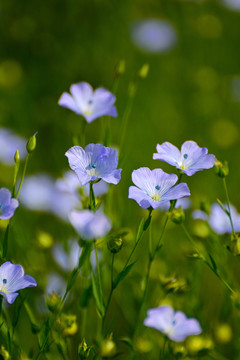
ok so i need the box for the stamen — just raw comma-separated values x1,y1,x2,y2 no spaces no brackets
3,279,7,284
183,153,188,159
155,185,161,190
92,164,96,169
88,100,93,105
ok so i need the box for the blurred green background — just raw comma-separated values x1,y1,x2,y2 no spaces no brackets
1,0,240,358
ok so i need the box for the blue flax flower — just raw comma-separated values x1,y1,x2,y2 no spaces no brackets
0,261,37,304
144,305,202,342
193,203,240,235
128,167,190,209
69,209,111,240
65,144,122,186
153,141,216,176
0,188,19,220
58,82,117,123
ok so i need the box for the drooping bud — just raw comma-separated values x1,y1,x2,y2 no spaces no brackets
78,338,91,359
169,207,185,224
26,132,37,153
214,160,229,178
138,63,149,79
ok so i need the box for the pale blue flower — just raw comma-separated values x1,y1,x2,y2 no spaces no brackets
0,261,37,304
65,144,122,185
144,305,202,342
58,82,117,123
130,19,177,53
221,0,240,11
69,209,111,240
128,167,190,209
0,127,27,165
193,203,240,234
0,188,19,220
46,273,66,297
20,174,81,221
153,141,216,176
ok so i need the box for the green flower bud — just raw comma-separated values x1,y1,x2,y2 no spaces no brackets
26,132,37,153
46,292,62,313
138,63,149,79
58,313,78,336
227,233,240,256
107,236,123,254
0,346,10,360
78,338,91,359
214,323,233,344
160,275,188,294
14,148,21,164
128,81,136,97
100,334,116,358
169,207,185,224
172,344,187,358
214,160,229,178
186,336,214,357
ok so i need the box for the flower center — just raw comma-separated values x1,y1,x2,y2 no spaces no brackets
83,100,93,116
3,279,7,284
183,153,188,159
155,185,161,190
86,163,98,176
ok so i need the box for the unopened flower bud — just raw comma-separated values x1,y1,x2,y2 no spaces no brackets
172,344,187,358
0,346,10,360
37,231,53,248
46,292,62,313
214,160,229,178
170,207,185,224
228,233,240,256
26,132,37,153
186,336,214,356
160,275,188,294
58,314,78,336
214,323,233,344
138,63,149,79
14,148,21,164
100,334,116,358
78,338,91,359
107,236,123,254
128,82,136,97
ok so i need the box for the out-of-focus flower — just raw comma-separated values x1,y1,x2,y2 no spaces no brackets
128,167,190,209
221,0,240,11
19,174,81,221
130,19,177,53
0,127,27,165
158,197,192,211
66,144,122,185
58,82,117,123
0,261,37,304
153,141,216,176
0,188,19,220
144,305,202,342
192,203,240,234
46,273,66,298
69,210,111,240
52,239,81,272
209,203,240,234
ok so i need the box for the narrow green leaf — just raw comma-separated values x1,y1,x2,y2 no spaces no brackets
216,199,229,216
113,261,136,289
136,218,144,243
209,253,218,272
92,273,105,318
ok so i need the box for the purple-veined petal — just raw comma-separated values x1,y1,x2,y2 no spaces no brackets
128,186,152,209
2,292,19,304
102,169,122,184
161,183,190,202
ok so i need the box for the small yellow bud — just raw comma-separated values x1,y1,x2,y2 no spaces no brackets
214,160,229,178
46,292,62,313
186,336,214,356
138,63,149,79
169,207,185,224
100,334,116,358
0,346,10,360
107,236,123,254
115,59,125,77
214,323,233,344
58,314,78,336
37,231,53,248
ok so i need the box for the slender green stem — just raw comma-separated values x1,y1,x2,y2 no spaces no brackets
89,182,96,211
16,154,29,199
102,254,115,335
181,223,234,294
223,178,235,236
